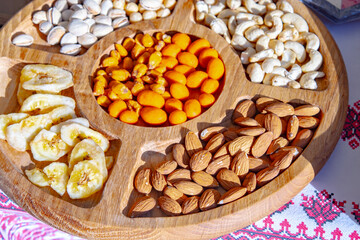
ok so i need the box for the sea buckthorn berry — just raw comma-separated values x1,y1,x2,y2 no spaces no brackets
160,56,178,69
184,99,202,119
97,69,107,76
141,75,155,84
137,89,165,108
132,64,148,78
169,110,187,125
164,71,186,85
108,99,127,118
120,110,139,124
112,83,132,100
122,57,133,70
170,83,189,100
135,33,144,45
94,75,108,87
165,98,183,113
109,80,120,88
172,33,191,50
142,34,155,47
177,52,198,68
148,52,162,69
93,81,105,96
140,107,167,125
115,43,128,57
150,83,166,95
131,80,145,96
97,95,111,108
148,69,162,77
162,44,181,58
186,71,208,88
199,93,215,108
187,38,210,56
131,43,146,59
127,100,142,115
201,78,220,94
155,76,168,87
199,48,219,68
137,51,150,64
174,65,195,76
154,65,167,74
207,58,224,80
107,90,119,101
102,57,119,67
110,50,121,60
110,69,131,81
162,91,171,100
122,38,135,52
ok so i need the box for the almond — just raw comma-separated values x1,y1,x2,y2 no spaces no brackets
255,113,266,127
191,171,219,188
205,133,226,153
236,127,266,136
264,113,282,140
167,169,191,186
134,168,152,194
156,160,178,175
128,196,156,217
228,136,254,156
256,97,278,113
151,171,167,192
249,156,270,172
223,129,239,141
199,189,221,211
158,196,182,216
163,186,187,204
243,172,256,193
298,116,320,129
271,151,294,170
172,143,190,169
294,105,320,116
185,131,203,157
251,131,273,158
256,166,280,186
182,196,200,214
291,129,313,148
218,187,247,204
233,99,257,119
200,126,227,141
270,146,302,160
234,117,261,127
216,169,241,190
206,154,231,175
264,102,295,117
286,115,299,141
189,150,212,172
281,118,287,135
174,180,203,196
231,151,249,178
213,142,231,158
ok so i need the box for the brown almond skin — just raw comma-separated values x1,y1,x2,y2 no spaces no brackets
158,196,182,216
271,151,294,170
128,196,156,218
243,172,256,193
256,97,278,113
205,133,226,153
167,169,191,186
199,189,221,211
298,116,320,129
151,171,167,192
291,129,313,148
213,142,231,158
228,136,254,156
294,105,320,116
189,150,212,172
174,180,204,196
185,131,203,157
172,144,190,169
156,160,178,175
223,130,239,141
266,137,289,155
218,187,247,205
182,196,200,214
231,151,249,178
233,99,257,119
270,146,303,160
264,102,295,117
134,168,152,194
264,113,282,140
281,118,288,136
249,156,270,172
256,166,280,187
254,114,265,127
163,186,188,204
216,169,241,190
234,117,261,127
200,126,227,141
251,131,273,158
206,154,231,175
236,127,266,136
286,115,299,141
191,171,219,188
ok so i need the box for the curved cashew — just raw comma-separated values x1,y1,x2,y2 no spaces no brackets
301,50,323,72
288,80,301,89
195,1,209,14
265,16,283,39
262,58,281,73
300,32,320,52
196,10,206,22
272,75,292,86
268,39,284,56
204,13,216,26
299,71,324,89
264,10,284,27
263,73,274,85
235,20,256,36
209,0,226,15
220,18,229,25
281,13,309,32
256,35,270,51
281,49,296,69
276,0,294,13
217,9,240,19
246,63,265,83
226,0,241,10
241,47,256,64
231,34,254,50
205,0,216,5
236,12,263,25
272,66,288,76
258,0,273,4
245,26,265,42
284,41,306,63
249,49,274,62
286,64,302,80
243,0,267,15
278,25,299,42
266,3,276,11
228,15,237,35
210,18,231,43
260,25,269,32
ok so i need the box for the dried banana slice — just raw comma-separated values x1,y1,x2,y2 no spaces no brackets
49,106,76,124
50,118,89,133
25,168,49,187
43,162,69,196
0,113,29,140
61,123,109,151
21,64,73,94
67,160,107,199
17,83,35,105
20,94,76,114
30,129,71,161
106,156,114,170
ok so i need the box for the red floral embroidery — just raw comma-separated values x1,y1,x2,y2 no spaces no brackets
342,100,360,150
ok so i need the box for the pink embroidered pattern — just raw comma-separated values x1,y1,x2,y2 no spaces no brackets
341,100,360,150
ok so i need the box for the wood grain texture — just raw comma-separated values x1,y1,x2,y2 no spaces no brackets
0,0,348,239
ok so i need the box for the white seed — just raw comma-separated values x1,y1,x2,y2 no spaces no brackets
100,0,113,15
113,0,126,9
61,9,74,21
226,0,241,10
78,33,98,48
47,8,62,25
139,5,146,13
39,21,53,35
60,32,78,46
94,15,112,25
70,3,83,11
70,9,87,20
47,26,66,45
164,0,176,10
67,0,80,5
83,0,101,15
125,2,139,13
60,44,82,55
129,12,143,22
32,11,47,25
288,80,300,89
12,34,34,47
143,10,157,20
92,24,113,37
112,17,129,29
68,20,89,36
157,8,171,18
140,0,163,11
54,0,69,11
84,18,96,29
93,0,102,4
58,21,69,30
108,9,126,19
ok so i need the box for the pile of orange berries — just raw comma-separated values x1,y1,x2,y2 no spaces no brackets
93,32,225,126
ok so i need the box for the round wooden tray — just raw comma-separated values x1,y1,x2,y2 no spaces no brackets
0,0,348,239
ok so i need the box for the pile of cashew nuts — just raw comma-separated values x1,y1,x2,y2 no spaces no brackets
195,0,324,90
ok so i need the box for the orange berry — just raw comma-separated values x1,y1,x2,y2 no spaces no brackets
160,56,178,69
119,110,139,124
102,57,119,67
137,90,165,108
186,71,208,88
162,44,181,58
199,48,218,68
162,91,171,100
199,93,215,108
169,110,187,125
164,70,186,85
207,58,224,80
172,33,191,50
184,99,202,119
187,38,210,56
165,98,183,113
108,100,127,118
177,52,198,68
174,64,195,76
170,83,190,100
200,78,220,94
140,107,167,125
97,95,111,108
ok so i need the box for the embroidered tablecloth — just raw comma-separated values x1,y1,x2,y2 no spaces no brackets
1,13,360,240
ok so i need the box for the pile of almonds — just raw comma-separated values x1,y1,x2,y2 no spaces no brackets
128,97,320,217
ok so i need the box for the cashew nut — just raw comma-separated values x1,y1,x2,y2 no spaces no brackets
210,18,231,43
272,66,288,76
262,58,281,73
241,47,256,64
263,73,274,85
278,25,299,42
235,20,256,36
236,12,263,25
245,26,265,42
204,13,217,26
243,0,267,15
269,39,284,56
246,63,265,83
228,15,237,35
264,10,284,27
196,10,206,21
286,64,302,80
299,71,324,89
195,1,209,14
209,0,226,15
249,49,274,62
301,49,323,72
276,0,294,13
300,32,320,52
265,16,283,39
281,49,296,69
256,35,270,51
272,75,292,86
284,41,306,63
258,0,273,4
226,0,241,10
266,3,276,11
205,0,216,5
288,80,301,89
231,34,253,50
281,13,309,32
263,66,288,85
217,9,240,19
